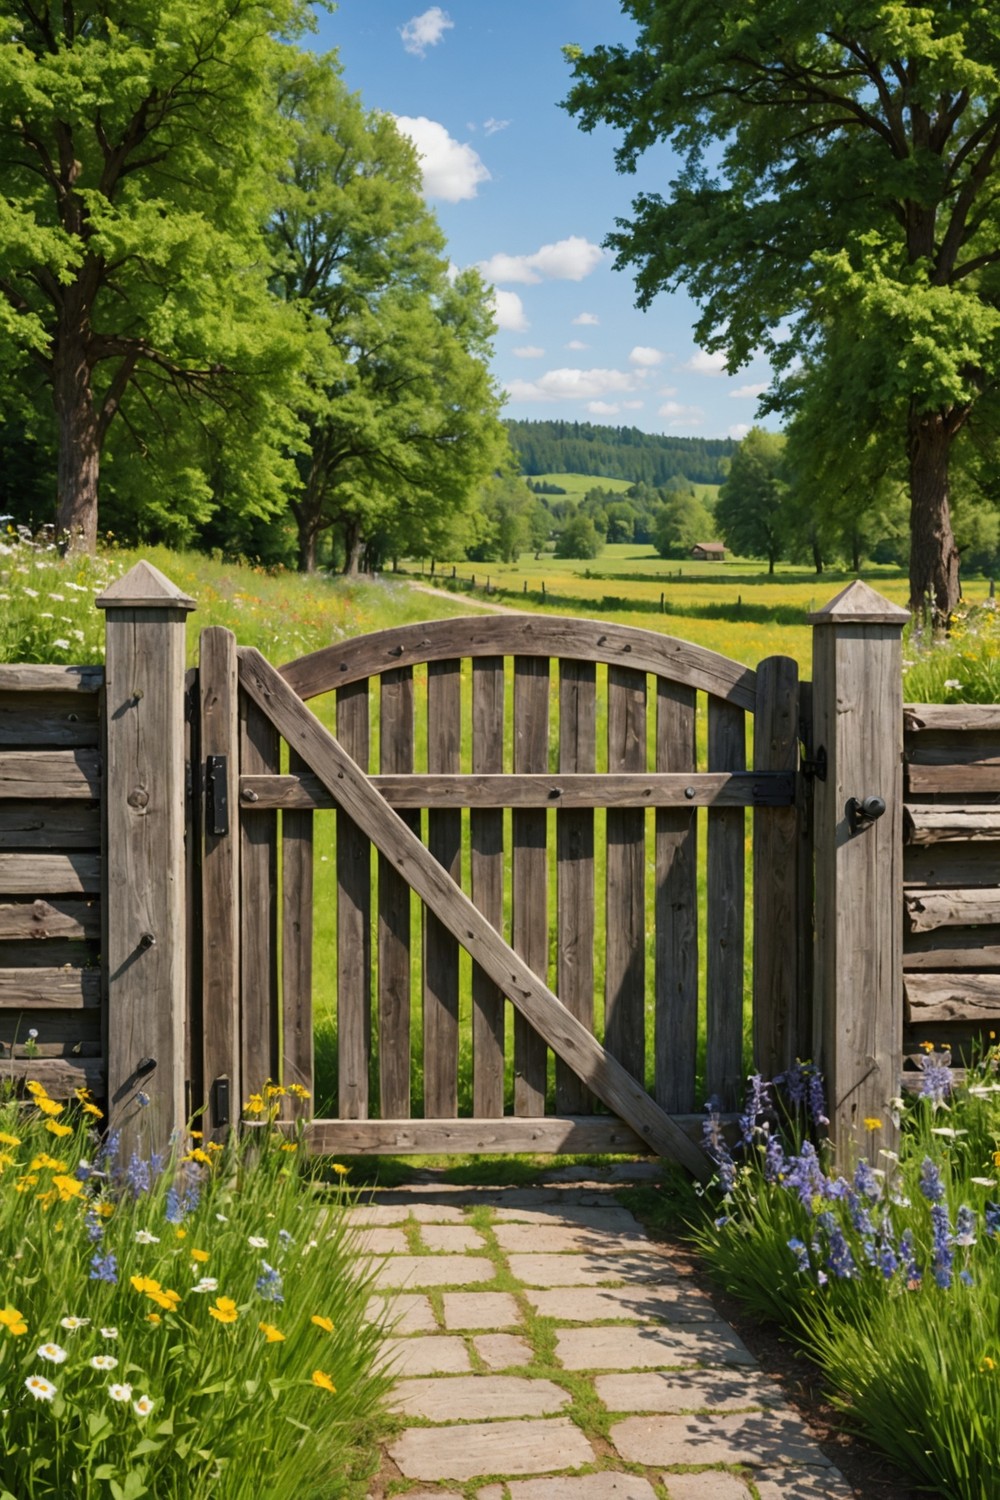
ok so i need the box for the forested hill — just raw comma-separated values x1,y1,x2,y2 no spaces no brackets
506,420,736,487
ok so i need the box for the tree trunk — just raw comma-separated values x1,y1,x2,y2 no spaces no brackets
812,539,823,575
342,521,363,576
908,405,963,623
851,536,862,574
53,337,100,554
297,524,319,573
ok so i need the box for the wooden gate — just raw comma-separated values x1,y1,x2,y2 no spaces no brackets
192,615,805,1178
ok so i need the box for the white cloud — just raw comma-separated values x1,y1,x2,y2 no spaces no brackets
588,401,620,416
683,349,729,376
622,400,645,410
566,339,588,350
400,7,453,56
728,422,752,440
394,116,490,201
492,289,528,332
629,345,665,368
573,312,599,325
505,367,642,403
513,344,545,358
478,236,603,285
658,399,705,428
729,381,769,399
483,118,510,136
658,385,678,397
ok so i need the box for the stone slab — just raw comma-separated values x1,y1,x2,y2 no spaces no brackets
556,1324,755,1371
373,1254,494,1289
347,1205,411,1226
421,1224,485,1252
507,1253,674,1288
663,1475,751,1500
378,1335,472,1376
443,1291,521,1330
504,1474,659,1500
354,1228,409,1254
493,1204,642,1230
494,1223,648,1254
474,1333,534,1370
365,1293,438,1335
754,1469,856,1499
370,1200,469,1222
524,1286,715,1324
391,1374,570,1420
389,1417,595,1481
610,1412,833,1468
596,1370,790,1414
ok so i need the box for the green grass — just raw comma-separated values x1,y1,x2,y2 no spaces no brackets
529,473,634,498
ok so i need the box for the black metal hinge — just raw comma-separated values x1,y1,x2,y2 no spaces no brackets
801,745,827,782
205,754,229,836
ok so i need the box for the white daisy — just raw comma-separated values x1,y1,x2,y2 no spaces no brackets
101,1327,119,1340
25,1375,57,1401
108,1383,133,1403
60,1316,90,1332
90,1355,119,1371
135,1230,160,1244
192,1277,218,1294
133,1394,154,1417
36,1343,68,1364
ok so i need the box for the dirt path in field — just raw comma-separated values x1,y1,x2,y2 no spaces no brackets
406,580,527,614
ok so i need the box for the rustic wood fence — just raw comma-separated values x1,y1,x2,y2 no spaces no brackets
4,562,993,1170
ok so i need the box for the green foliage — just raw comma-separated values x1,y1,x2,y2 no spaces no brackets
714,428,789,571
554,513,603,559
507,419,734,487
0,1084,389,1499
903,602,1000,704
466,475,547,563
694,1058,1000,1499
651,489,714,559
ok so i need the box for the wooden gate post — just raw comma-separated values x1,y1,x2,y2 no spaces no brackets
810,581,908,1162
97,561,195,1158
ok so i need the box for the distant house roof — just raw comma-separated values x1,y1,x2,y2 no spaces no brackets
691,541,726,557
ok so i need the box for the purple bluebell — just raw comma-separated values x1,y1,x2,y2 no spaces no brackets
123,1152,151,1197
85,1207,104,1244
787,1237,810,1273
919,1157,945,1203
739,1074,770,1145
930,1203,954,1289
806,1068,829,1128
985,1203,1000,1237
780,1141,827,1207
776,1060,807,1107
853,1158,881,1202
898,1228,921,1287
817,1212,857,1279
918,1053,952,1107
764,1133,786,1184
165,1170,202,1224
256,1261,284,1304
954,1205,977,1248
702,1099,736,1195
878,1238,899,1280
89,1251,118,1284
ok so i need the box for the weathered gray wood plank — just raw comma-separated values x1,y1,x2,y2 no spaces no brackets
0,665,103,693
471,657,505,1117
905,806,1000,844
907,765,1000,793
905,929,1000,967
0,898,99,941
0,1009,100,1055
605,665,646,1083
906,972,1000,1023
906,888,1000,932
706,698,746,1109
0,966,101,1006
282,748,314,1120
336,680,371,1120
378,668,416,1119
239,693,280,1099
282,615,757,709
655,680,698,1114
424,659,461,1119
6,1057,104,1094
237,646,710,1176
904,704,1000,732
0,803,100,850
0,750,101,799
512,656,549,1115
299,1113,724,1156
556,659,595,1113
752,657,801,1078
0,853,101,894
0,692,99,747
905,843,1000,887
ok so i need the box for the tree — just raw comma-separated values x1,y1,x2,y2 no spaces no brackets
466,475,545,564
554,512,602,560
564,6,1000,619
0,0,313,552
269,53,507,573
714,429,788,573
652,490,714,559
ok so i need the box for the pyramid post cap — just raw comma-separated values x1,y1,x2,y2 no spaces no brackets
95,560,196,612
808,579,909,626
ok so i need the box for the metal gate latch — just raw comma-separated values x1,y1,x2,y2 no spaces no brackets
206,755,229,836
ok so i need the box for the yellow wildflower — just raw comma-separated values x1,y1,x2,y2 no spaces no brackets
919,1040,935,1053
181,1148,212,1166
25,1081,47,1097
258,1322,286,1343
191,1249,209,1263
147,1313,161,1325
982,1356,996,1372
0,1153,14,1172
34,1097,64,1117
265,1085,287,1099
131,1275,159,1296
311,1369,336,1393
175,1227,187,1240
95,1202,115,1218
189,1130,203,1140
206,1141,223,1153
0,1131,22,1147
209,1297,238,1325
0,1305,27,1337
52,1175,84,1202
863,1118,883,1132
15,1174,38,1192
30,1155,66,1172
288,1084,310,1099
81,1102,103,1118
149,1287,181,1311
243,1095,265,1116
36,1189,57,1210
45,1121,73,1139
311,1315,334,1333
279,1143,298,1153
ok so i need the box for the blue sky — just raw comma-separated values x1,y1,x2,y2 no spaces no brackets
310,3,774,442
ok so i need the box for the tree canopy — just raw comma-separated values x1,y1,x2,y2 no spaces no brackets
564,3,1000,619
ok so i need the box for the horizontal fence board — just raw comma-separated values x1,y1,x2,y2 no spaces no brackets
0,898,100,941
0,802,101,849
905,929,1000,968
907,765,1000,793
905,806,1000,845
280,615,758,709
905,843,1000,887
906,888,1000,933
0,692,100,747
6,1057,104,1094
905,972,1000,1023
0,750,101,799
0,666,103,694
906,731,1000,764
240,770,794,810
0,966,101,1007
0,940,95,970
0,1009,100,1055
0,853,101,895
298,1114,731,1155
904,705,1000,733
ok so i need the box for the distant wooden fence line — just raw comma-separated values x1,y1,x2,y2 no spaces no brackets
1,562,995,1170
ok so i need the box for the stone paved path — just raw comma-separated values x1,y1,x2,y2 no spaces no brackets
355,1174,863,1500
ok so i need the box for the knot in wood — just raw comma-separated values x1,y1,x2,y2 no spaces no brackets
127,787,149,809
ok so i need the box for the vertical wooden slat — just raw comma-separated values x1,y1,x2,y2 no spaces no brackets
471,658,505,1117
556,660,596,1111
379,668,416,1118
605,665,647,1083
512,656,549,1115
200,628,240,1139
655,680,698,1113
336,681,371,1119
424,659,461,1118
282,748,313,1119
184,668,201,1131
240,692,280,1098
706,697,746,1109
753,657,800,1080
